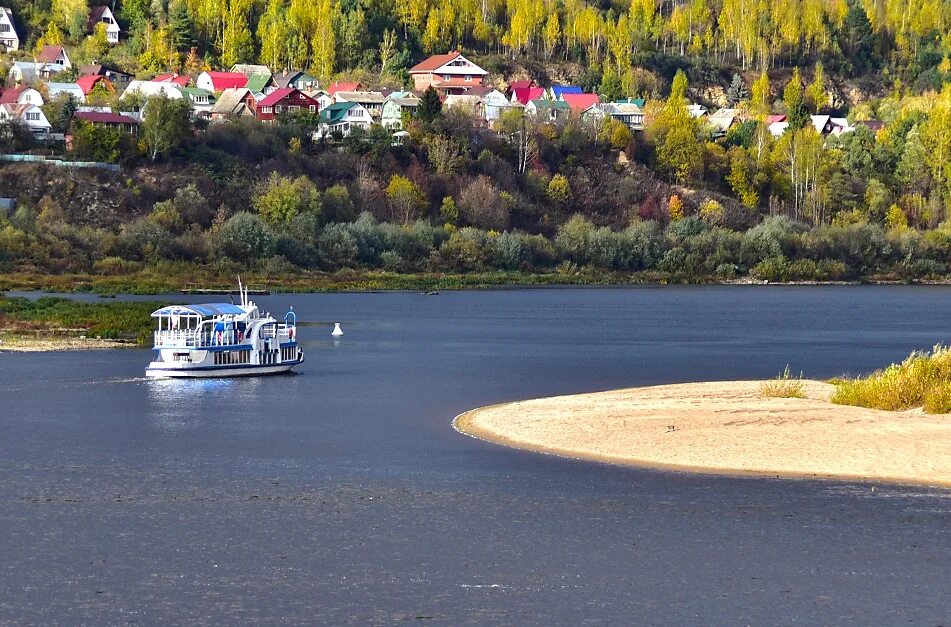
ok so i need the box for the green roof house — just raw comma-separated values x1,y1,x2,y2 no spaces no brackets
316,101,372,138
245,73,275,98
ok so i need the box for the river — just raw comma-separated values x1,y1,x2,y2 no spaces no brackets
1,286,950,623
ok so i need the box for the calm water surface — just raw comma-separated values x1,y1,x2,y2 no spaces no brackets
2,286,950,623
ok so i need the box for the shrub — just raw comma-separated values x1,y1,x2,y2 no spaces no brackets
318,223,359,268
486,231,525,269
459,176,509,230
760,365,805,398
832,345,951,413
218,212,273,261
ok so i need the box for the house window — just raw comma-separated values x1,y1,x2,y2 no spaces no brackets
288,105,300,112
26,112,40,121
275,105,282,113
309,105,316,112
465,75,472,82
261,106,272,113
0,24,9,32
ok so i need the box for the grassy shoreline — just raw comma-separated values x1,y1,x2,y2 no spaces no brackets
0,295,167,347
1,269,945,296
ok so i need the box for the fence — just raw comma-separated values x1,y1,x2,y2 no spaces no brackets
0,154,121,172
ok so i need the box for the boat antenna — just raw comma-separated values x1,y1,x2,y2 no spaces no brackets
237,276,246,307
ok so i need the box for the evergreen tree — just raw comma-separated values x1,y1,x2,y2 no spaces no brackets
168,0,196,54
783,68,808,130
418,87,442,123
726,73,749,106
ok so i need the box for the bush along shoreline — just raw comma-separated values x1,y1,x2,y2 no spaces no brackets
0,295,166,345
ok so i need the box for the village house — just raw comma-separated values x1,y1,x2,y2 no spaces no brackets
88,5,120,43
562,93,601,116
507,79,537,93
381,94,419,130
71,110,138,135
687,104,708,118
548,85,582,100
76,74,112,99
510,85,545,106
197,71,248,93
525,99,570,122
9,61,67,84
409,51,487,94
255,88,318,123
0,102,51,134
462,86,514,123
333,91,386,117
305,89,332,110
707,108,741,137
46,82,86,103
180,87,216,117
315,102,372,138
80,63,133,88
443,94,486,121
599,102,645,130
37,45,72,69
0,7,18,51
119,80,186,103
1,86,44,106
275,70,320,91
209,88,256,120
246,73,276,99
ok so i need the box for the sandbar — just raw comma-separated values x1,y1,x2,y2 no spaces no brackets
454,380,951,487
0,334,132,352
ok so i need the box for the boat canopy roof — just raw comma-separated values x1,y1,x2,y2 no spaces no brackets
151,303,247,318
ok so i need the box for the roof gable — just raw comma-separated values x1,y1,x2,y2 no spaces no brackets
512,86,545,105
409,51,486,76
37,45,67,64
202,71,248,91
327,81,361,95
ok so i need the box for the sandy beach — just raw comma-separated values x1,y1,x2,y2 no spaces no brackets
455,380,951,487
0,334,133,352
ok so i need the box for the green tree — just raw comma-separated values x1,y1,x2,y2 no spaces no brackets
141,94,192,161
440,196,459,225
417,86,442,123
783,68,807,130
806,62,826,113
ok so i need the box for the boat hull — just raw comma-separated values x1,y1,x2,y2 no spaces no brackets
145,357,303,378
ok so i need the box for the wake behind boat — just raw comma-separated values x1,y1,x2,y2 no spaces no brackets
145,284,303,378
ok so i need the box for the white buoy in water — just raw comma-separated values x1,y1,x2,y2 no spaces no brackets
332,322,344,336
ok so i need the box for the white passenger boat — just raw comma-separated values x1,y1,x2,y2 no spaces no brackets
145,284,303,378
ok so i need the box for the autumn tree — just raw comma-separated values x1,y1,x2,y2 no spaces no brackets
386,175,427,223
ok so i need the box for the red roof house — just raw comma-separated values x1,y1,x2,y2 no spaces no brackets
153,73,190,87
255,88,318,122
562,93,601,114
765,114,787,124
327,81,362,95
408,51,487,94
197,71,248,93
510,86,544,105
76,74,113,96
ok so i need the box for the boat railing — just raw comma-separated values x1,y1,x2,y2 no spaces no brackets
259,322,296,342
154,327,247,348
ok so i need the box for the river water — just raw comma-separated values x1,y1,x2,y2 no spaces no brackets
1,286,950,623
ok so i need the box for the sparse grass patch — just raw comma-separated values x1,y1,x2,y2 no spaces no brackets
831,345,951,413
760,365,805,398
0,295,166,344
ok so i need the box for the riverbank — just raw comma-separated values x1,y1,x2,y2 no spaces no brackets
454,381,951,487
1,269,943,295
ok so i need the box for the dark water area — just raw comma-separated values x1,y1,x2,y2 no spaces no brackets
2,286,950,623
